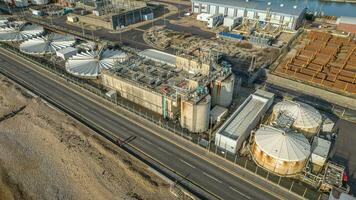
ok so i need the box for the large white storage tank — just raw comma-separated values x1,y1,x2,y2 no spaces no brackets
31,0,48,5
211,74,235,107
271,101,322,137
15,0,29,7
251,125,311,176
180,94,211,133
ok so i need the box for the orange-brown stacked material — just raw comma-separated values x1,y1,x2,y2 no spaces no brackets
275,31,356,94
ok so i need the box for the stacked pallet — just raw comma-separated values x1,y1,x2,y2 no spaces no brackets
276,31,356,94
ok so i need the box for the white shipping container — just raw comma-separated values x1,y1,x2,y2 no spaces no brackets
197,13,213,22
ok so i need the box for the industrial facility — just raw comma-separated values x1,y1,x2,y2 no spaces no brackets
191,0,307,30
0,21,44,42
67,0,158,30
215,90,274,153
20,33,76,55
101,48,235,133
275,31,356,94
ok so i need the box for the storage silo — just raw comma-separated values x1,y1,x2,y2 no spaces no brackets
180,94,211,133
15,0,29,7
211,74,235,107
271,101,322,137
251,125,311,176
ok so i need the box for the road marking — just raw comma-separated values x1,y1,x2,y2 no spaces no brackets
179,159,196,169
143,140,153,145
203,172,222,183
229,186,251,200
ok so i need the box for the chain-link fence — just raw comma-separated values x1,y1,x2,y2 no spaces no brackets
0,43,326,199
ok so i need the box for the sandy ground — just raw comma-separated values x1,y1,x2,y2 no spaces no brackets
0,75,176,200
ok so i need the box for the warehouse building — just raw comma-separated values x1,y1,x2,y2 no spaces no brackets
191,0,307,30
215,90,274,153
336,16,356,34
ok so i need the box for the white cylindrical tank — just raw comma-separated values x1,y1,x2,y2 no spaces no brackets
211,74,235,107
15,0,29,7
31,0,48,5
180,95,211,133
271,101,322,137
251,125,311,176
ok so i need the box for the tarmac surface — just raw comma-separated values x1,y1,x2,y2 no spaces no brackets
0,50,280,200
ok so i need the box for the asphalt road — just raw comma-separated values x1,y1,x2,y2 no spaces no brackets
0,52,278,200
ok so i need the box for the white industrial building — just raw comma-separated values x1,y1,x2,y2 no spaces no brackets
191,0,307,30
215,90,274,153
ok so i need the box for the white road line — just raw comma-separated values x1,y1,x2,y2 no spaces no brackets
202,172,222,183
157,146,170,154
179,159,196,169
229,186,251,200
144,140,153,145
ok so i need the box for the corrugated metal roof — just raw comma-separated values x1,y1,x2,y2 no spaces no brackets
192,0,306,16
66,49,127,78
139,49,176,67
273,101,322,130
20,33,75,54
337,16,356,25
218,90,274,139
255,125,311,162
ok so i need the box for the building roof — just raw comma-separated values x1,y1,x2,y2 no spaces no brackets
20,33,75,54
211,105,228,122
139,49,176,67
218,90,274,140
0,22,44,42
57,46,77,55
273,101,322,130
255,125,311,162
312,136,331,158
66,49,127,78
337,16,356,25
192,0,306,16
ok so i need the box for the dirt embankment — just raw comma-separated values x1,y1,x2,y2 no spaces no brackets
0,75,176,200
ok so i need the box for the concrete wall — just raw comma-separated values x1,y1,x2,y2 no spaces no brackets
176,56,211,75
267,73,356,110
101,73,179,119
215,133,238,153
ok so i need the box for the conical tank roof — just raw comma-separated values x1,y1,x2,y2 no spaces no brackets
20,33,76,54
273,101,322,130
0,22,44,42
254,125,311,162
65,49,127,78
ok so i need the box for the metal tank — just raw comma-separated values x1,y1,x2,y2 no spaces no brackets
211,74,235,107
251,125,311,176
31,0,48,5
271,100,322,137
15,0,29,7
180,94,211,133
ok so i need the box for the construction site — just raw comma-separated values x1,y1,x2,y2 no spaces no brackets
275,31,356,95
144,26,279,84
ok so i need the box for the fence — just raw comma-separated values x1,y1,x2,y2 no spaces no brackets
0,43,326,200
